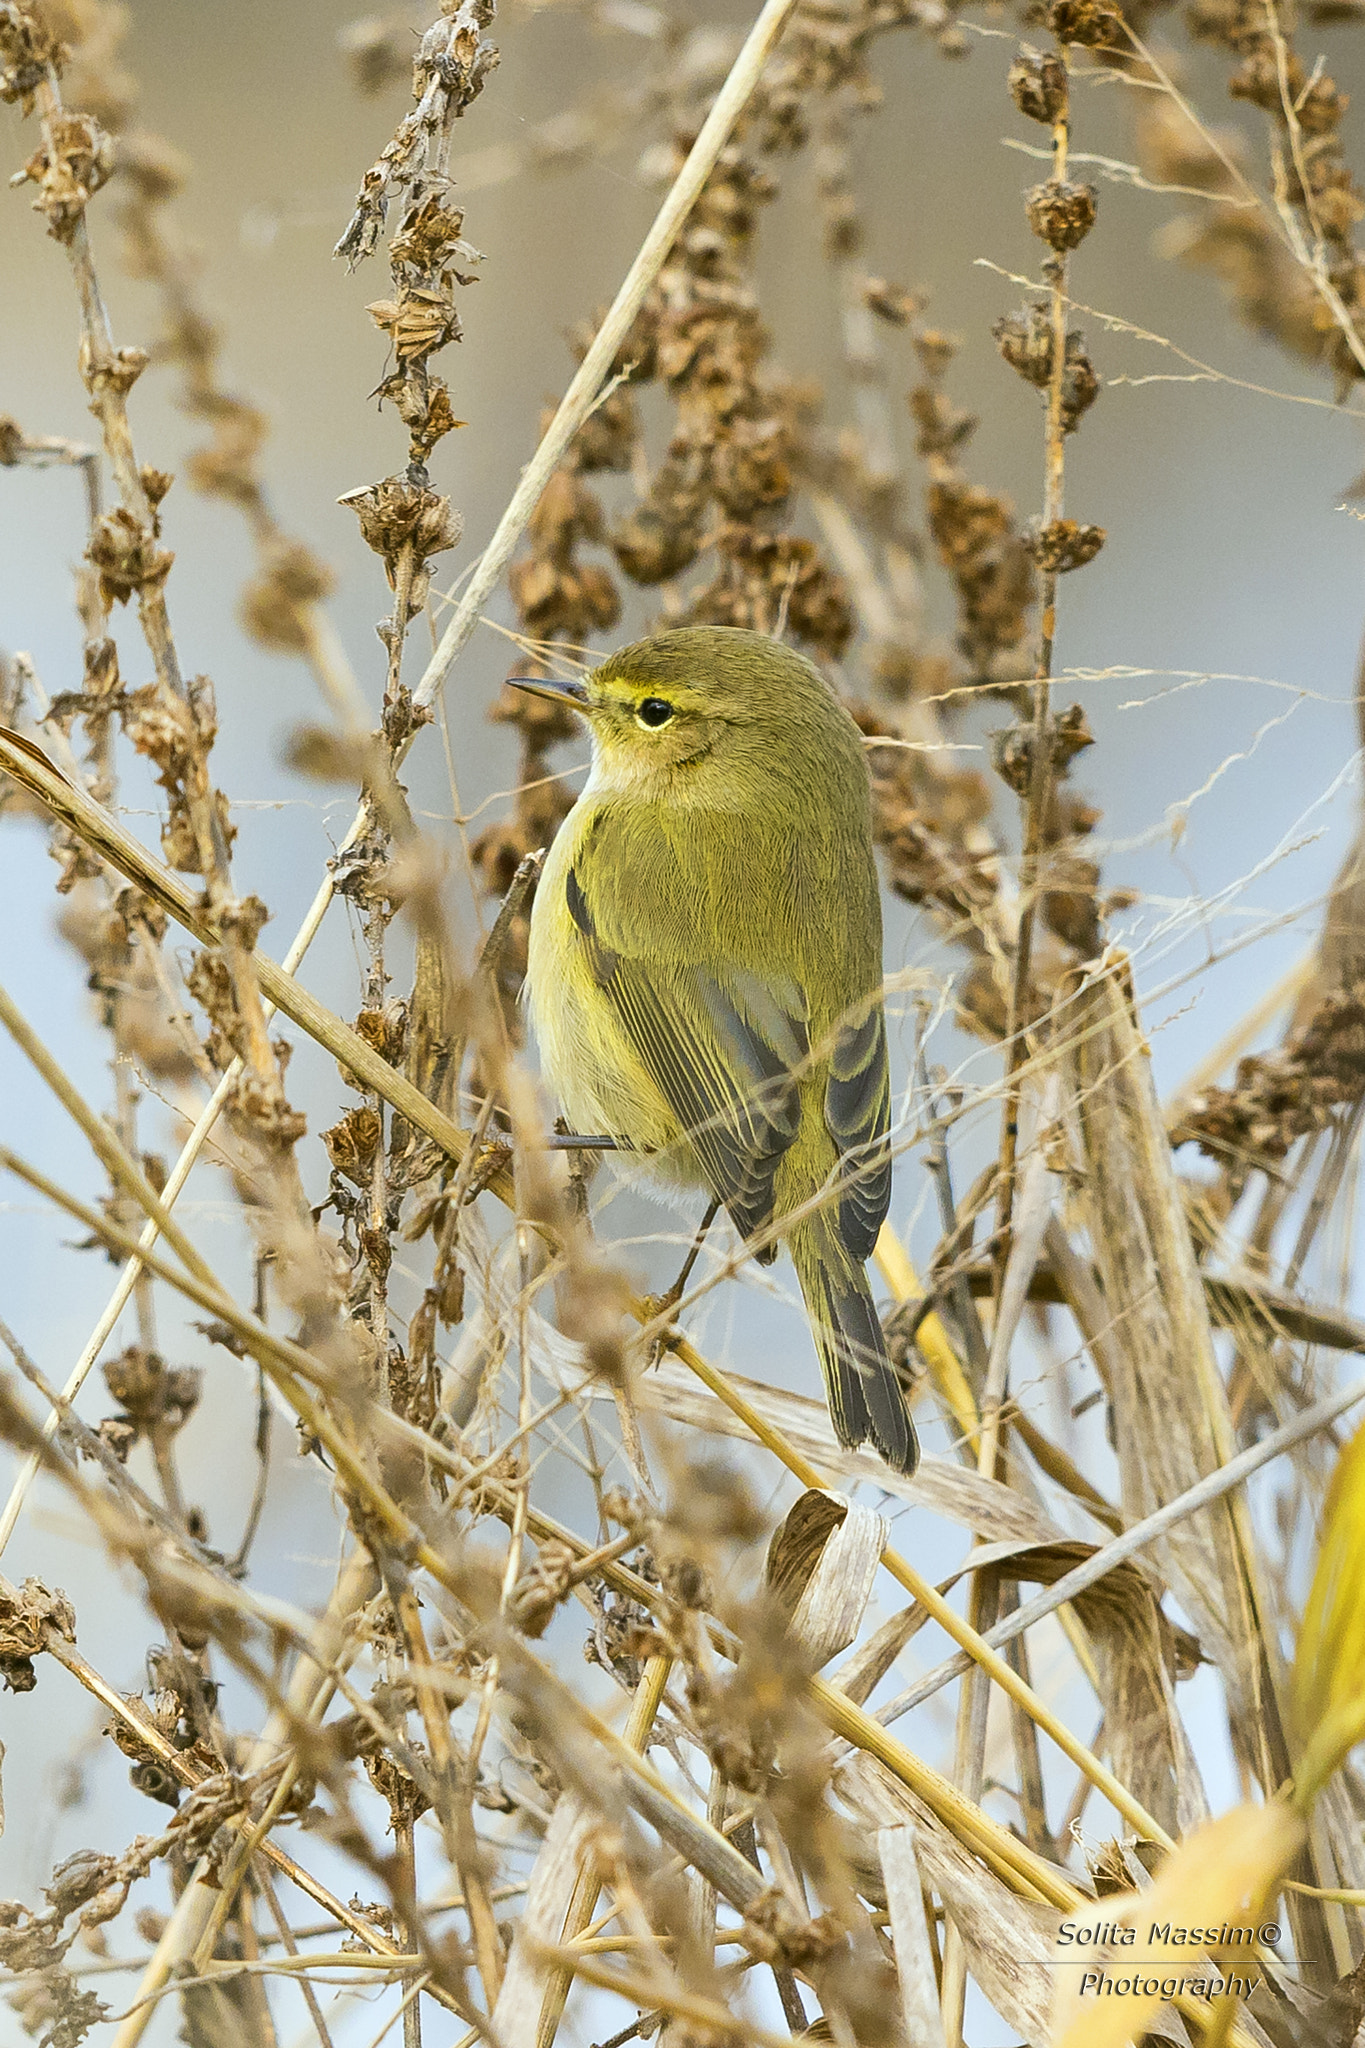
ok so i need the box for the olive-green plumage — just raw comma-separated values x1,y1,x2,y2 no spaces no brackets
522,624,917,1476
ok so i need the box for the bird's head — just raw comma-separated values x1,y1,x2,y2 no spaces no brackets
508,626,846,793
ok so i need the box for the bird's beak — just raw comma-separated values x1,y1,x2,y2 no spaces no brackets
506,675,591,711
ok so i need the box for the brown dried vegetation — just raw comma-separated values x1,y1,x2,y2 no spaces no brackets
4,0,1365,2045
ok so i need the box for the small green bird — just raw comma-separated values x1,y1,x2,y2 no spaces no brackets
517,625,917,1476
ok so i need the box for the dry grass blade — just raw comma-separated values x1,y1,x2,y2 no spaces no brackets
1063,964,1275,1729
879,1828,950,2048
848,1758,1061,2044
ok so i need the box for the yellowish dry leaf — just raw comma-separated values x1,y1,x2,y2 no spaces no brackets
1048,1802,1306,2048
1291,1413,1365,1805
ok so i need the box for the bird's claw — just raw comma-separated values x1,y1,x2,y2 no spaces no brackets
640,1286,684,1366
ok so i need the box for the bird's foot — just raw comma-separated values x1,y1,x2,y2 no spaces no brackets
640,1284,686,1367
462,1137,513,1203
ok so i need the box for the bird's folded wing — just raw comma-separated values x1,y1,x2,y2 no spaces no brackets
824,1001,893,1259
565,858,806,1252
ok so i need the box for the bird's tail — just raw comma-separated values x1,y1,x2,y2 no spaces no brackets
791,1225,918,1477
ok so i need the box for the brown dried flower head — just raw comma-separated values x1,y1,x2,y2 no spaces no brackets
339,474,462,589
18,108,113,241
1009,46,1068,124
240,539,336,653
1025,177,1098,252
1047,0,1124,46
0,4,68,109
1024,515,1105,572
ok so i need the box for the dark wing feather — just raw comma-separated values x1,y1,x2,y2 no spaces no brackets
567,857,806,1254
824,1000,892,1259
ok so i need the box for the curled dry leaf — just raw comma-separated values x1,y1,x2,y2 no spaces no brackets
765,1488,887,1670
0,1576,76,1693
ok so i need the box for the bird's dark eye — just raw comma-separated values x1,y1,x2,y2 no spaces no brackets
636,698,674,729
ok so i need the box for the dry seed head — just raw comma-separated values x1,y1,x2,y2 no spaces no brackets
338,475,462,586
611,485,706,585
366,280,462,361
1047,0,1124,46
78,339,147,396
994,301,1053,386
240,538,335,653
15,107,113,241
0,1577,76,1693
991,700,1095,795
1025,177,1098,252
86,507,172,605
1008,46,1068,124
323,1105,383,1188
861,275,920,325
339,15,416,97
116,128,189,204
1060,332,1100,430
225,1068,308,1149
1024,515,1105,572
102,1347,202,1443
996,310,1101,430
0,5,67,108
911,325,958,379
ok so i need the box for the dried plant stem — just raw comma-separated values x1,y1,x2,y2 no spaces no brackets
0,0,814,1549
258,1872,336,2048
6,726,1166,1838
1164,951,1313,1123
994,75,1072,1280
0,866,333,1558
878,1358,1365,1723
534,1654,672,2047
0,733,497,1185
46,1632,448,1989
409,0,803,715
667,1331,1173,1847
0,915,1162,1864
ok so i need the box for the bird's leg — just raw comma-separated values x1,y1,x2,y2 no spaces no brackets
545,1132,620,1150
646,1198,721,1325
